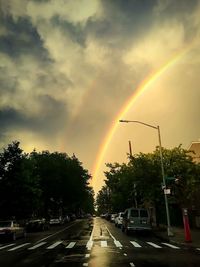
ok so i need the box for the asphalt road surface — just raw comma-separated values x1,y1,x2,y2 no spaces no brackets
0,217,200,267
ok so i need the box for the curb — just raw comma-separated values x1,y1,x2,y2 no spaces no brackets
153,230,199,248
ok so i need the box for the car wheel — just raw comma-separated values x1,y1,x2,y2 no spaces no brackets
12,232,16,241
125,228,129,235
23,231,27,238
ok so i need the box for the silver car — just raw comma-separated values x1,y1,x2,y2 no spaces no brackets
0,220,26,240
115,212,124,227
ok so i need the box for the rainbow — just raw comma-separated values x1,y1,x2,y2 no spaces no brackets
91,44,194,192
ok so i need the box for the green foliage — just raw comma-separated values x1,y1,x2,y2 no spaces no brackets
96,145,200,218
0,141,94,219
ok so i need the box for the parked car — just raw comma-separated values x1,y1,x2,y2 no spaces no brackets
122,208,152,234
110,213,117,223
63,215,70,223
26,218,50,232
50,217,63,225
69,214,76,221
0,220,26,240
115,212,124,227
105,213,111,221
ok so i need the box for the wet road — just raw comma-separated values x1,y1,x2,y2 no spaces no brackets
0,217,200,266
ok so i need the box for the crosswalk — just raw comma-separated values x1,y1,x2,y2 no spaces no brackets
0,239,199,252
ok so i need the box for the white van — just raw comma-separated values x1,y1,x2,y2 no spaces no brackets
122,208,152,234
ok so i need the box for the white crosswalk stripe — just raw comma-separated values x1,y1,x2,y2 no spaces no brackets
8,243,31,251
130,241,141,248
114,240,122,247
66,242,76,249
28,242,47,250
146,242,162,248
0,239,195,252
0,243,16,250
101,241,107,247
47,241,63,249
162,242,180,249
86,240,93,250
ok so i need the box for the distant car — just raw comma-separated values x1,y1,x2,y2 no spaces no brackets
0,220,26,240
69,214,76,221
50,217,63,225
63,215,70,223
110,213,117,223
26,218,50,232
105,213,111,221
115,212,124,227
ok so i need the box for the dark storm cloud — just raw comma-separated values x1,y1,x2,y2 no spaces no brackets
0,95,67,135
0,108,26,130
94,0,155,43
0,13,50,61
155,0,199,16
51,15,86,47
0,67,18,93
86,0,199,48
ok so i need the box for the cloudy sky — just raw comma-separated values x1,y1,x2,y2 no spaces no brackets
1,0,200,194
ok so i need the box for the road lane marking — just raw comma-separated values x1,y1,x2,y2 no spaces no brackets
86,223,94,250
101,241,107,247
124,253,127,256
8,243,31,251
162,243,180,249
114,240,123,247
0,243,15,250
36,221,80,243
146,242,162,248
130,263,135,267
66,242,76,249
46,241,63,249
130,241,141,248
106,226,122,248
85,254,90,258
86,240,93,250
28,242,47,250
83,264,88,266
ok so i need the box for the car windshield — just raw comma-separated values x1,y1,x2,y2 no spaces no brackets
130,210,139,217
0,221,12,227
140,210,148,217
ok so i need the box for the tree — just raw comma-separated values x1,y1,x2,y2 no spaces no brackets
97,145,200,226
0,141,94,219
0,141,41,219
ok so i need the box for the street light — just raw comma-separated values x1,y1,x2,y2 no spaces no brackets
119,119,173,237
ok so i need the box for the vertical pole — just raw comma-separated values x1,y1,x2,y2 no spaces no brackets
182,208,192,242
129,140,137,208
157,126,173,237
129,140,133,157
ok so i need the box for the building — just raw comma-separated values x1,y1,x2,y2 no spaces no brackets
188,141,200,163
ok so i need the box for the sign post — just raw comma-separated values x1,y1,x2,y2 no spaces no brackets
182,208,192,242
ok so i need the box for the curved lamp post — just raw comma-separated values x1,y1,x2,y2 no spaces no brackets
119,119,173,237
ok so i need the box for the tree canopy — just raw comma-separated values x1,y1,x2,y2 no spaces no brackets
96,146,200,225
0,141,94,219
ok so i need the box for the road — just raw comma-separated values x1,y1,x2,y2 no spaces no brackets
0,217,200,267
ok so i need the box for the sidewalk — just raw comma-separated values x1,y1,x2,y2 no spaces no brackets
153,226,200,248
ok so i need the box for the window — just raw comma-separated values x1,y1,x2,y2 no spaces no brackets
130,209,139,217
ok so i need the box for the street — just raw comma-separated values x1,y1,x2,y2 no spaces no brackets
0,217,200,267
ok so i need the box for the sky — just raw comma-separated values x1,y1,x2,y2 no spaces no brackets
0,0,200,194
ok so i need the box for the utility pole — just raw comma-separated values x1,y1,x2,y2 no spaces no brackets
128,140,137,208
129,140,133,157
